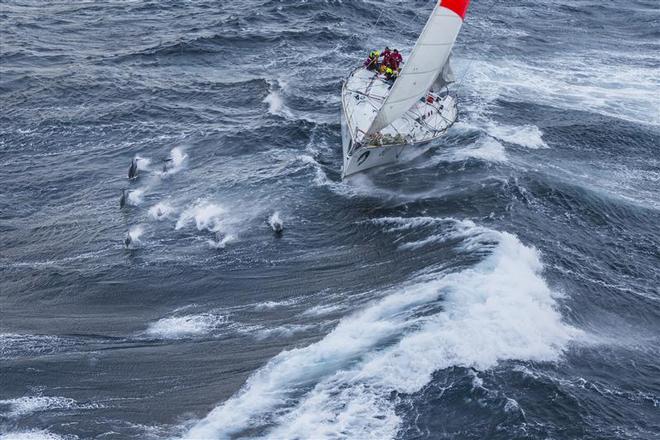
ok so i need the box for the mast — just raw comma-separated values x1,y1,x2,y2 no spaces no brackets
365,0,470,136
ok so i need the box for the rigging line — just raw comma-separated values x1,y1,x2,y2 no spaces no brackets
341,0,388,68
342,0,427,69
455,0,500,94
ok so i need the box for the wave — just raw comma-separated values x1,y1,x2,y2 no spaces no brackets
182,222,580,439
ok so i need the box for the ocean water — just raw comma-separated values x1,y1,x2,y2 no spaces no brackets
1,0,659,439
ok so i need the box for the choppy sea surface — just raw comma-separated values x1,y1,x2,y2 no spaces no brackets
1,0,659,439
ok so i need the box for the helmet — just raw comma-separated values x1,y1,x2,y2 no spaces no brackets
386,67,393,74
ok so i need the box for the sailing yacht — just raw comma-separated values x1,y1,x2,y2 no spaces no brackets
341,0,470,178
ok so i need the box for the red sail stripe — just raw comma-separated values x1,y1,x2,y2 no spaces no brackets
440,0,470,20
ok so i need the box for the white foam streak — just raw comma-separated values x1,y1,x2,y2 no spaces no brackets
0,395,99,418
146,313,227,339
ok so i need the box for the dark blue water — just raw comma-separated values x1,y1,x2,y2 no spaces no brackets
1,0,659,439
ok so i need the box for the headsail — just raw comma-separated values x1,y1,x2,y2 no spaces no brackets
366,0,470,135
432,54,456,91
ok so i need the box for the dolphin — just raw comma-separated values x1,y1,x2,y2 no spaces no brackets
128,158,139,180
268,213,284,236
162,158,173,173
124,232,132,248
272,220,284,234
119,189,128,208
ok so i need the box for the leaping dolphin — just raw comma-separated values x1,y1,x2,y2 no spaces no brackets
268,213,284,236
162,158,173,173
124,233,132,248
120,189,128,208
128,158,139,180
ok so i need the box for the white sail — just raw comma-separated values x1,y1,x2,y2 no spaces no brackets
366,0,469,135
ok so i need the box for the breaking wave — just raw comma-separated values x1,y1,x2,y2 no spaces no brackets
183,221,580,439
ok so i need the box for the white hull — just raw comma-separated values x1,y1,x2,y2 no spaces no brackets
342,143,409,178
340,68,457,179
341,116,431,177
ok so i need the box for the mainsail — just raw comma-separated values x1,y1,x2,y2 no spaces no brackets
366,0,470,135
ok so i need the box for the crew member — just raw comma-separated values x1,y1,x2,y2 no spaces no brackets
381,46,392,67
364,50,380,70
385,66,398,82
389,49,403,71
